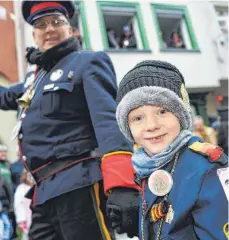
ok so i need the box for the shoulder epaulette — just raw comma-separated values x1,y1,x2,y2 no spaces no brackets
189,142,228,165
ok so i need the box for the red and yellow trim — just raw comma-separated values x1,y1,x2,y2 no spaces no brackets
91,183,112,240
101,151,140,194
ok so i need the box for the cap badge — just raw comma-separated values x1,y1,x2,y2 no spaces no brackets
180,83,191,112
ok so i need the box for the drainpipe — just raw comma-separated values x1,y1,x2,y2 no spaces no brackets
13,0,26,83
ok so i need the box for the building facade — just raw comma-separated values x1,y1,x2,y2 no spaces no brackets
1,0,228,161
23,0,228,119
0,1,19,161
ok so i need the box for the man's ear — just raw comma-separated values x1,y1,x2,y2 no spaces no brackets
69,26,73,36
32,30,37,45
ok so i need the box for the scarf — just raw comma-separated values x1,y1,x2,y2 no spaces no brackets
25,37,79,71
132,130,192,178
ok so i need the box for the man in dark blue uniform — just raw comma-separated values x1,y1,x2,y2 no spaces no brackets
0,1,139,239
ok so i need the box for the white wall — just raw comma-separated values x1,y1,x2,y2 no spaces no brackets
23,0,228,88
83,0,227,87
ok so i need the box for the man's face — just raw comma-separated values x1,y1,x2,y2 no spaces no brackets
194,119,204,131
33,14,73,51
0,151,7,161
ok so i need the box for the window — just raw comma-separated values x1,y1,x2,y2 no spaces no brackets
70,2,90,49
152,5,199,51
97,2,149,51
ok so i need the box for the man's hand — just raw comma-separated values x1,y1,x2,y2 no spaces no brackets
106,187,139,238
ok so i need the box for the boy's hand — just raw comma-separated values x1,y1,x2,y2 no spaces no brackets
106,187,139,238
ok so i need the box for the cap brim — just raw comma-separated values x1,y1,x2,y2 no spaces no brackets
32,12,62,23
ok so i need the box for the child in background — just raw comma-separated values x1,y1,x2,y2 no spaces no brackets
114,60,228,239
14,170,33,240
0,200,12,240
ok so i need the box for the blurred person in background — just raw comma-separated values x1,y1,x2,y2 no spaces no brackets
0,146,17,239
72,27,83,49
10,148,24,192
14,169,33,240
120,25,137,49
0,173,13,216
169,31,185,49
107,28,120,49
0,145,12,184
218,107,228,155
0,200,12,240
192,115,217,145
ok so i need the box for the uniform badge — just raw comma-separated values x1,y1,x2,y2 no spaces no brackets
180,84,192,112
68,71,74,80
189,142,223,161
150,199,169,222
223,222,229,239
44,84,54,90
165,205,174,224
148,170,173,196
50,69,63,81
217,168,229,201
24,73,35,88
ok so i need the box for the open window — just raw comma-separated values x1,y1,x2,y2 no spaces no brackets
97,2,149,51
152,5,199,51
70,2,90,49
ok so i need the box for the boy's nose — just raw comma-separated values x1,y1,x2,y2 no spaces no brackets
144,117,159,131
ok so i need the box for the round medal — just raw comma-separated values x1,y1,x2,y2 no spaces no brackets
148,170,173,196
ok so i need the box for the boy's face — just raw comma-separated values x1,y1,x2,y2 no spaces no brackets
128,105,181,156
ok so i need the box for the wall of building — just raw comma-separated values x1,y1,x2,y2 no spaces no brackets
83,0,227,88
0,1,18,83
22,0,228,116
0,75,18,162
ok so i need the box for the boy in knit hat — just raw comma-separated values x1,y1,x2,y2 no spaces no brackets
114,60,228,240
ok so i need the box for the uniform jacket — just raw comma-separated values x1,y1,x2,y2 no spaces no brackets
0,49,131,204
139,137,228,240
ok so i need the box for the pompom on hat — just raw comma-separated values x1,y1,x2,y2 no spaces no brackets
22,1,75,25
116,60,193,142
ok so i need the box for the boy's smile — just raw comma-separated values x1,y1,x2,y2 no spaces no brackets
128,105,181,156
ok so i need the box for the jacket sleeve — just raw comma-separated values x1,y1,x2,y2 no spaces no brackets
82,51,139,193
192,162,228,240
14,185,26,224
0,83,24,110
3,178,14,213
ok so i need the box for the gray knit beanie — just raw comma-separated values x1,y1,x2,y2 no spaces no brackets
116,60,193,142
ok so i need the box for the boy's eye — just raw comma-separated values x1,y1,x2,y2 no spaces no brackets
133,116,144,122
158,108,169,115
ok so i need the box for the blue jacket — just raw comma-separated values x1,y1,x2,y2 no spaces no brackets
0,51,131,204
139,137,228,240
0,212,12,240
